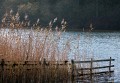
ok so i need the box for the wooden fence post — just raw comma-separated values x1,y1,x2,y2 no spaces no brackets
43,58,46,69
109,57,112,76
12,62,15,83
1,59,5,83
64,60,68,83
90,58,93,82
71,59,74,83
81,68,84,81
24,61,28,83
64,60,68,65
43,58,46,82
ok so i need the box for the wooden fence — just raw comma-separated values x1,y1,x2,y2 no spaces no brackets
0,57,115,83
0,59,71,83
71,57,115,82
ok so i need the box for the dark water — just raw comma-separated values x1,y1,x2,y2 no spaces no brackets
0,29,120,82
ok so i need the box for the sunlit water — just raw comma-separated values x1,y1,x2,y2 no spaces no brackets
62,31,120,82
0,29,120,82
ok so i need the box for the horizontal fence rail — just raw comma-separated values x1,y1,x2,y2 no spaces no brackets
74,59,115,63
76,65,114,70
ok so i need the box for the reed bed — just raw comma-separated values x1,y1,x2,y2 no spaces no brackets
0,10,75,82
0,26,73,83
0,27,67,61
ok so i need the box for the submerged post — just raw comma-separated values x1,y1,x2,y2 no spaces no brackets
71,59,75,83
109,57,112,76
43,58,46,82
90,58,93,82
1,59,5,83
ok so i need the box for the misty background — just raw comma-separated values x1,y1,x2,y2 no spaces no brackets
0,0,120,31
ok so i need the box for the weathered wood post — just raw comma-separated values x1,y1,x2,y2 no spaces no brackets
1,59,5,83
90,58,93,82
43,58,46,68
64,60,68,83
81,68,84,81
24,61,28,83
65,60,68,65
43,58,46,82
71,59,75,83
12,62,16,83
109,57,112,76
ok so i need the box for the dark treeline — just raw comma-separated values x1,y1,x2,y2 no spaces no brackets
0,0,120,30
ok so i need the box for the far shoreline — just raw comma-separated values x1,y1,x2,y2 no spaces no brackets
66,29,120,32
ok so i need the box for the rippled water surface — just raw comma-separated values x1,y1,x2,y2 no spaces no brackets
61,31,120,82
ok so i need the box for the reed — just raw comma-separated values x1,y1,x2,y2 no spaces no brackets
0,22,72,82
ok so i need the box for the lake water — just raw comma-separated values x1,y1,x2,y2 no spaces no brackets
61,31,120,82
0,29,120,82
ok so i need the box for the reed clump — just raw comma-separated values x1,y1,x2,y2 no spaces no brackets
0,15,72,82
